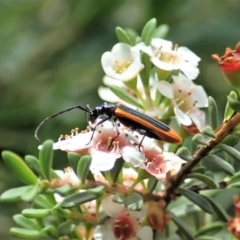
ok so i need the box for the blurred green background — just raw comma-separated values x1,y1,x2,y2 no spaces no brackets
0,0,239,239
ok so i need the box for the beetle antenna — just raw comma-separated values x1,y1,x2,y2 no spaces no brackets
34,105,90,142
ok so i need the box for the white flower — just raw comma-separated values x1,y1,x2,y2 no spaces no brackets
156,73,208,132
93,195,153,240
122,133,185,181
138,38,200,80
45,121,139,172
101,43,144,81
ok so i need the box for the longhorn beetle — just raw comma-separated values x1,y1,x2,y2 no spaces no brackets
35,102,182,146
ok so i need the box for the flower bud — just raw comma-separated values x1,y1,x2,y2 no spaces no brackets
212,42,240,90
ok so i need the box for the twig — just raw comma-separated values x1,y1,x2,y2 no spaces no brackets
164,113,240,204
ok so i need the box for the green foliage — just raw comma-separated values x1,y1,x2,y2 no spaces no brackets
1,8,240,240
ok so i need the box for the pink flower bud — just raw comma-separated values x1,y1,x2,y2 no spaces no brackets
212,42,240,90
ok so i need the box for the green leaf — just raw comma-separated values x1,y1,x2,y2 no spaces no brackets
13,214,41,230
108,157,124,183
39,140,53,180
112,192,143,211
147,176,158,193
123,192,143,211
25,155,59,179
40,225,56,238
221,134,239,147
202,126,216,138
192,134,208,146
227,182,240,188
170,212,195,240
204,154,235,176
218,143,240,163
192,166,206,174
125,28,138,45
77,155,93,183
0,186,32,202
178,188,213,214
197,236,222,240
88,185,105,194
224,91,237,120
22,209,51,218
176,147,193,161
21,184,41,202
116,27,132,45
57,220,74,237
109,85,143,109
140,52,152,87
10,228,41,239
60,190,103,208
188,173,219,188
97,211,109,224
208,96,218,130
33,194,54,209
152,24,169,38
67,152,81,175
227,94,240,112
228,171,240,184
196,221,225,236
203,195,229,222
141,18,157,45
2,151,38,185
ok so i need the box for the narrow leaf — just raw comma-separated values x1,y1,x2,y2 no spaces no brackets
60,191,103,208
188,173,219,188
170,212,195,240
67,152,81,175
228,171,240,184
141,18,157,45
203,195,229,222
197,236,222,240
77,155,92,184
10,228,41,239
21,184,41,202
39,140,53,180
176,147,193,161
40,226,56,238
2,151,38,185
227,95,240,112
196,221,225,236
13,214,41,230
221,134,239,147
109,85,143,109
57,220,74,237
208,96,218,130
178,188,213,214
108,157,124,183
192,134,208,146
25,155,59,179
204,154,235,176
192,166,206,174
224,91,237,120
0,186,32,202
218,143,240,163
147,176,158,193
22,209,51,218
116,27,132,45
152,24,169,38
122,192,143,211
202,126,216,138
33,194,54,209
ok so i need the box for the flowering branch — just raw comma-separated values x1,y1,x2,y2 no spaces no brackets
164,112,240,203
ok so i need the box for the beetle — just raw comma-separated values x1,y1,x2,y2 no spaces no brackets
35,102,182,145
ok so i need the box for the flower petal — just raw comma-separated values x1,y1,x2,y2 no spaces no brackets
174,106,192,126
155,81,174,99
122,145,145,167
